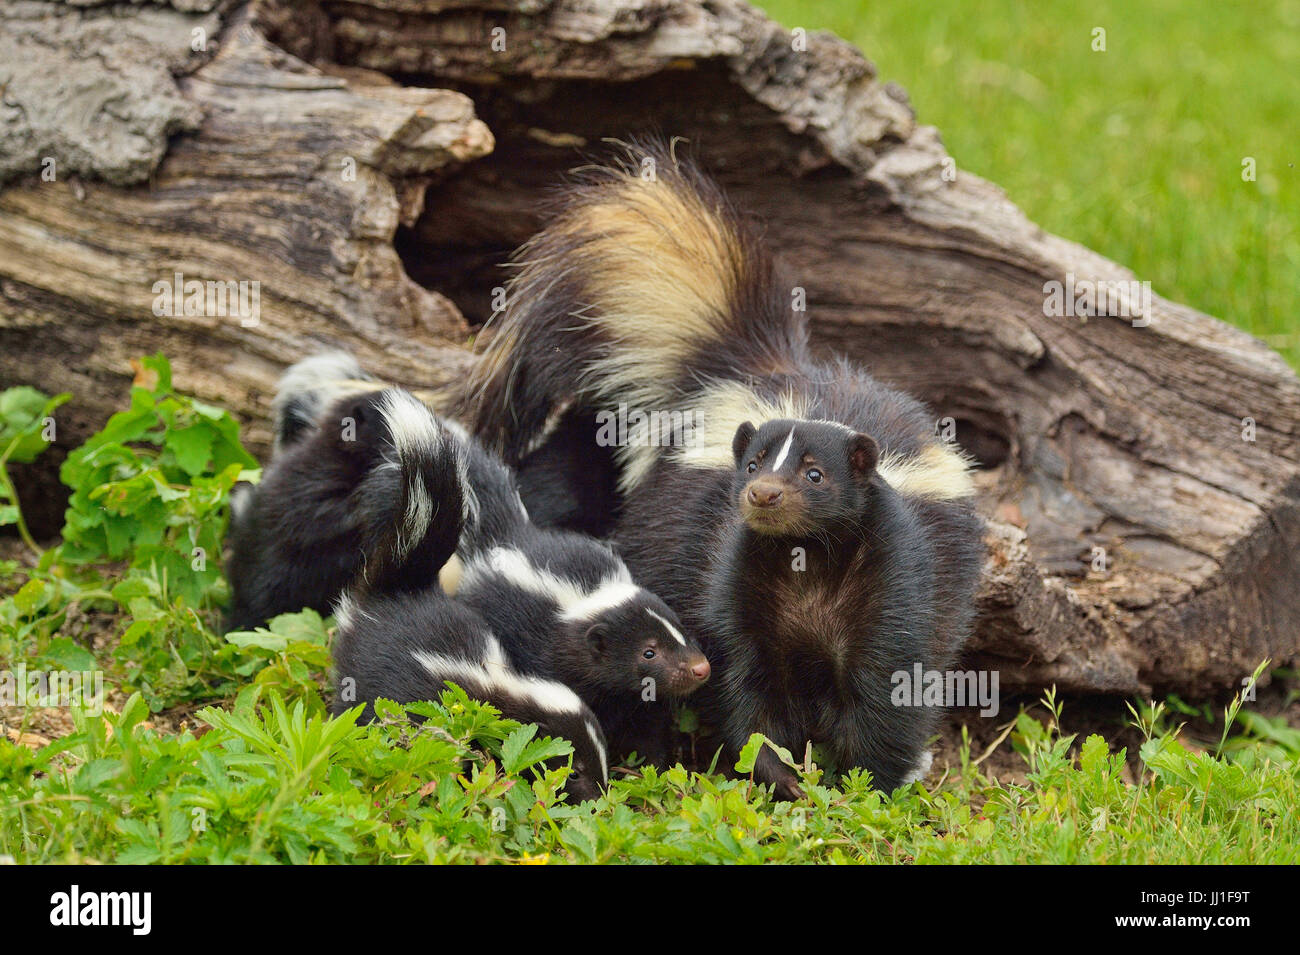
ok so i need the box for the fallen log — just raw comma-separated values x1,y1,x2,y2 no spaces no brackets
1,0,1296,698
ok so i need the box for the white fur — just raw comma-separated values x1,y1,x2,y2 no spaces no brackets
664,382,975,500
559,579,642,623
646,608,687,647
229,482,254,523
771,425,797,473
460,546,642,625
586,719,609,784
378,390,443,559
332,590,377,633
900,749,933,786
411,642,587,719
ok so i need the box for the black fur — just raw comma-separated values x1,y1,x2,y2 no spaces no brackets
224,388,460,632
230,358,707,771
332,594,608,802
326,405,609,802
450,427,711,764
513,409,622,536
451,140,985,796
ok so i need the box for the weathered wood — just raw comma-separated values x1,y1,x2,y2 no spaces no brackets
1,2,491,453
0,0,1296,698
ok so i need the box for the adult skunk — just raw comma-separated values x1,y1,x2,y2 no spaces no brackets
453,140,984,796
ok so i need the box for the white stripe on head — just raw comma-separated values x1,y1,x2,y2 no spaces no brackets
586,718,609,784
771,425,797,473
645,607,687,646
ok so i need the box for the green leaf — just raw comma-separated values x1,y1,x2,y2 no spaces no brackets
1080,734,1109,778
13,578,48,616
501,724,540,775
0,388,71,464
734,733,797,774
38,637,98,672
165,424,215,477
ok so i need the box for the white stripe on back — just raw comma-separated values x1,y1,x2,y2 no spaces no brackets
461,546,640,623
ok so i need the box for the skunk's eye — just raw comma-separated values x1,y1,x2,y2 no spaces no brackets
807,468,823,484
643,648,656,659
746,461,758,474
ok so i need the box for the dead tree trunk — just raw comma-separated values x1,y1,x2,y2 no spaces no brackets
1,0,1297,699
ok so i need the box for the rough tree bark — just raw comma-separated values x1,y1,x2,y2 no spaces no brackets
1,0,1296,699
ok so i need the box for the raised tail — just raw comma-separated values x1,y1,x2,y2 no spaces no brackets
454,138,807,469
349,388,467,598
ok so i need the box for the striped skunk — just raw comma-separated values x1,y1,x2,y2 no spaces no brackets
453,140,984,797
440,417,711,765
325,391,608,801
223,374,447,633
231,357,710,764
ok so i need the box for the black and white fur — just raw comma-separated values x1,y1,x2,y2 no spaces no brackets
244,356,711,766
324,391,609,801
224,385,463,632
452,140,985,796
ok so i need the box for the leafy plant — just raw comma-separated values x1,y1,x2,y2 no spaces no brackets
59,353,257,608
0,386,70,553
2,357,1298,864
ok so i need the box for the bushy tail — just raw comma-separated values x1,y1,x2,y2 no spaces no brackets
453,138,807,466
351,389,467,597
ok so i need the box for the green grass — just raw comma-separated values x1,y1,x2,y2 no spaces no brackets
759,0,1299,369
2,368,1298,863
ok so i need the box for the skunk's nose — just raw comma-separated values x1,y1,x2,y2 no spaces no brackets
747,484,783,508
689,658,711,682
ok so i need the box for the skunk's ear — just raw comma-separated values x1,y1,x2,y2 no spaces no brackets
848,433,879,481
732,421,757,466
585,623,608,657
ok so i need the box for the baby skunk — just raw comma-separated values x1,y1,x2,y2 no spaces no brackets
326,391,608,801
445,425,712,765
452,140,984,797
239,354,711,765
224,377,455,632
